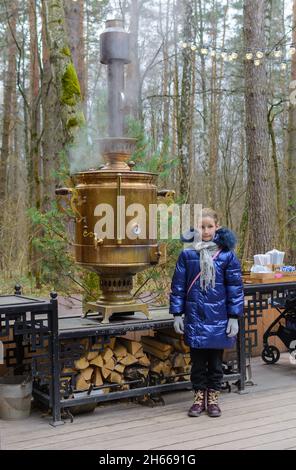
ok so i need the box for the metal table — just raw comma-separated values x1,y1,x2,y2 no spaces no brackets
243,281,296,357
0,289,245,426
0,287,62,425
2,281,296,425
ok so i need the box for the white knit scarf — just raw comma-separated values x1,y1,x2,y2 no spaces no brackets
193,240,218,291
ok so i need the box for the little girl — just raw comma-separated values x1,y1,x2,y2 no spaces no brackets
169,208,244,417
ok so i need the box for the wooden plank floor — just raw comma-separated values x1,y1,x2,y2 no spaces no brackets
1,353,296,450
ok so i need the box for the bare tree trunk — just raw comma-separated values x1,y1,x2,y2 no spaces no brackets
172,0,179,192
177,0,194,202
43,0,85,145
64,0,86,103
268,103,284,247
160,0,170,140
287,0,296,262
0,0,17,269
28,0,42,287
29,0,41,210
197,0,208,192
41,0,64,211
0,1,17,218
244,0,273,255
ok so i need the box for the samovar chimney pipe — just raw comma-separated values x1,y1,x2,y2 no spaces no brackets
100,19,130,138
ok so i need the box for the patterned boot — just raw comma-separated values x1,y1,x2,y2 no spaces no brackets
207,389,222,417
188,389,206,417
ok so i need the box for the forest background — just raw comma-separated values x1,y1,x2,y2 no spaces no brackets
0,0,296,306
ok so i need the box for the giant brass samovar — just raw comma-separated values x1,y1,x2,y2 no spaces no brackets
57,19,168,323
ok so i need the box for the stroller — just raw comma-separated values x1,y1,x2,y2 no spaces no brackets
261,293,296,364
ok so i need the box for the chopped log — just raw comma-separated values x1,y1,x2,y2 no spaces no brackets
90,355,104,368
86,351,98,361
109,337,116,349
101,367,112,380
141,336,173,353
162,360,172,377
104,357,116,371
156,333,189,353
137,367,149,378
74,357,89,370
119,338,142,355
172,353,186,368
119,352,138,366
142,344,171,360
134,348,145,359
114,344,128,359
94,368,103,387
109,371,123,384
102,347,113,362
124,365,149,381
184,354,191,365
81,366,94,381
183,365,191,374
138,354,150,367
62,367,75,374
150,359,164,374
114,355,124,363
158,329,190,352
76,374,90,391
114,363,125,374
121,384,130,390
158,328,182,339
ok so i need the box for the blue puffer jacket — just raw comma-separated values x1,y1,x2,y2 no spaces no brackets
169,228,244,349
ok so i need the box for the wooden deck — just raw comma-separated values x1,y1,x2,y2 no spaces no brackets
1,353,296,450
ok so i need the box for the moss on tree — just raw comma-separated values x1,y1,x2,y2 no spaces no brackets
66,111,85,130
61,46,71,57
61,62,81,106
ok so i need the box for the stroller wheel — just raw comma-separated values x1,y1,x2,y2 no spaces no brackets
261,346,280,364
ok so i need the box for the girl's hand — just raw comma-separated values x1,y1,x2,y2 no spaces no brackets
226,318,239,337
174,316,184,334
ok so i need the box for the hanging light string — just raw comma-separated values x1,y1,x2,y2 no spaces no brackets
180,41,296,70
180,25,296,70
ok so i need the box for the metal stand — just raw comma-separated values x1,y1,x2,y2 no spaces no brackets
85,301,151,323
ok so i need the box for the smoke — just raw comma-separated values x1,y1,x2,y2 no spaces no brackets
69,124,104,174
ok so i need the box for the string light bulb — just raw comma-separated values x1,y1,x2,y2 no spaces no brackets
182,42,188,49
210,50,216,57
256,51,264,59
191,44,197,51
200,48,208,55
274,49,282,58
280,62,287,71
246,52,253,60
289,46,296,56
221,51,228,60
231,52,238,60
254,59,261,66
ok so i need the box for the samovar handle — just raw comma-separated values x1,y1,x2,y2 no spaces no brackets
157,189,175,198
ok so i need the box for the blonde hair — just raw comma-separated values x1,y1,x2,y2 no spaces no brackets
201,207,219,225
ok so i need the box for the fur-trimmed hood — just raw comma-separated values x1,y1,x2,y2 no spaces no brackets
181,226,237,251
213,227,237,250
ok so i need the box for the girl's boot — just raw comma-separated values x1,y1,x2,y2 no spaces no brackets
188,389,206,417
207,389,221,417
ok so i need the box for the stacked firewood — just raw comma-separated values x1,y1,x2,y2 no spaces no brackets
144,329,191,383
63,329,191,393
